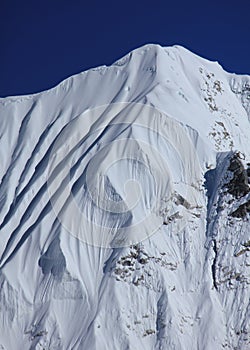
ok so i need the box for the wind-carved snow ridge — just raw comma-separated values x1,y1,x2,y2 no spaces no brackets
46,102,202,249
0,44,250,349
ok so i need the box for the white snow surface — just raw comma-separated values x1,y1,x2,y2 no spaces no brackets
0,44,250,349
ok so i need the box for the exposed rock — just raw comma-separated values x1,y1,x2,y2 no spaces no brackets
230,200,250,218
225,155,249,198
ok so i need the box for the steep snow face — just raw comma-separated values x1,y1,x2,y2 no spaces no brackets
0,44,249,350
228,74,250,120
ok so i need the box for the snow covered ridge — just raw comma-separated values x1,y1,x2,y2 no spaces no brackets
0,44,250,349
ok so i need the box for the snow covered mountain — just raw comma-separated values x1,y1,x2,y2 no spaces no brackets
0,44,250,350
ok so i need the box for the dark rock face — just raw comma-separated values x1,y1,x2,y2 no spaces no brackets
230,200,250,218
226,155,249,198
247,163,250,179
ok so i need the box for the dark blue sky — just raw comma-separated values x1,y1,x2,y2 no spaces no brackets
1,0,249,97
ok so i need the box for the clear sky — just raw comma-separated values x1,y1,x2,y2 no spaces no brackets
1,0,249,97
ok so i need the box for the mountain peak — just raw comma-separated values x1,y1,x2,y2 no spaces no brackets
0,45,249,349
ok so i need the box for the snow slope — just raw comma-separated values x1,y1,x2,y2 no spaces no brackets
0,44,249,349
